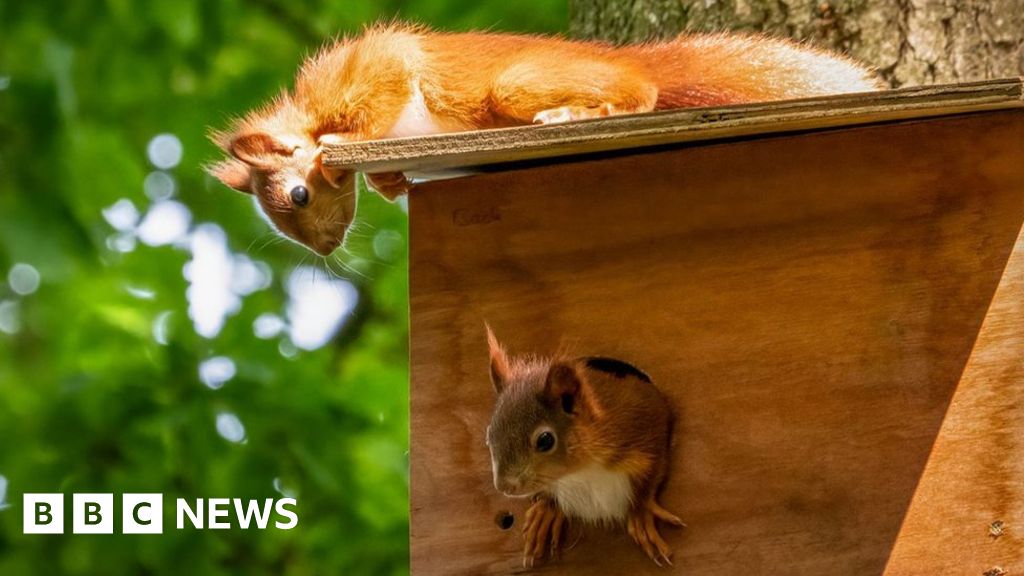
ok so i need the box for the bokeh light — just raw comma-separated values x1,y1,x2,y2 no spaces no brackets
144,170,176,201
229,257,272,296
146,133,183,170
215,411,247,444
273,477,297,499
152,310,172,345
106,233,137,253
373,229,404,261
124,284,156,300
286,266,358,350
199,356,237,390
137,200,191,247
102,199,140,231
0,301,18,334
185,224,240,338
253,313,285,339
8,263,40,296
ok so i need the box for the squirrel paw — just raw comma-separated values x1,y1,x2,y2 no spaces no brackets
521,497,566,568
533,103,617,125
627,499,685,567
364,171,412,201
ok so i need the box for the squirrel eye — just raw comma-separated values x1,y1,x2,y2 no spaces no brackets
535,431,555,453
290,185,310,207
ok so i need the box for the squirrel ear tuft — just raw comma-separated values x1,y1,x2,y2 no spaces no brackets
207,159,252,194
486,323,511,394
544,362,581,414
229,132,292,169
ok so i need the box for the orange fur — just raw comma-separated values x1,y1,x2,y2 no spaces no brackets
209,22,883,255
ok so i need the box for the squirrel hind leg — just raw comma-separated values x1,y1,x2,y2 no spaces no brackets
489,58,657,126
533,103,622,125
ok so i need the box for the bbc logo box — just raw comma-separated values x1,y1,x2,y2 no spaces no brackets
22,494,64,534
23,493,162,534
122,493,163,534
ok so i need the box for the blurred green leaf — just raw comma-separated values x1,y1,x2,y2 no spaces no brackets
0,1,563,574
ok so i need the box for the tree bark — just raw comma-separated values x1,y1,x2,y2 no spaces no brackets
569,0,1024,88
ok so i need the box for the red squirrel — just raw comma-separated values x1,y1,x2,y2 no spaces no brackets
485,328,683,566
208,23,882,255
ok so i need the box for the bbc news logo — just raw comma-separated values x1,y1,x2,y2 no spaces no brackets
23,494,298,534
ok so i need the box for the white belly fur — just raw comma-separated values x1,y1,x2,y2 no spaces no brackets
385,80,443,138
551,465,633,523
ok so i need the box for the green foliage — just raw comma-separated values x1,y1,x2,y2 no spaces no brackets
0,1,564,574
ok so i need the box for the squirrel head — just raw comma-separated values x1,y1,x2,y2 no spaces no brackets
485,327,590,498
207,96,356,256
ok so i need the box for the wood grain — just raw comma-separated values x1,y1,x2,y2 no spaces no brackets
884,222,1024,573
325,78,1023,175
408,109,1024,574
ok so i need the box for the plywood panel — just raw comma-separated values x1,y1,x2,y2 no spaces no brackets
408,109,1024,575
884,231,1024,574
324,78,1023,175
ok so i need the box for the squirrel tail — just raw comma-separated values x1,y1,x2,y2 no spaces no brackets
622,33,885,108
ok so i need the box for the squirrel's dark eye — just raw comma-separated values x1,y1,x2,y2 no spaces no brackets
535,431,555,453
290,185,309,207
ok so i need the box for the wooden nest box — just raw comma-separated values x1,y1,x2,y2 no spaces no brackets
325,78,1024,575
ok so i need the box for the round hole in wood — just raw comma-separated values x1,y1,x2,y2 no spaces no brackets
495,510,515,530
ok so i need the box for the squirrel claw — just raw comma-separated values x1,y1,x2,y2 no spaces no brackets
533,103,617,125
364,171,412,201
521,497,565,568
628,499,682,567
648,499,686,528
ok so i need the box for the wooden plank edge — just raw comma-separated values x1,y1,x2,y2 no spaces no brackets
324,78,1024,175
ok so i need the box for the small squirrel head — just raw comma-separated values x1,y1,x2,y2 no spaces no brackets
207,96,356,256
485,327,589,498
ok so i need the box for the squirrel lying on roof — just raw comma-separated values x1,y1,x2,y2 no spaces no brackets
209,23,882,256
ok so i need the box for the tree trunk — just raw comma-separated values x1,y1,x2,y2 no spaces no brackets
569,0,1024,88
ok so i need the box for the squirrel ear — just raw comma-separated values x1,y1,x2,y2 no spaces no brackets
230,132,293,169
486,324,511,394
207,159,252,194
544,362,581,415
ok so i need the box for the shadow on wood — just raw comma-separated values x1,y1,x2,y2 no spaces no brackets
408,109,1024,574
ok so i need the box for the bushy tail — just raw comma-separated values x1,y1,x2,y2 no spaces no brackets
623,33,885,108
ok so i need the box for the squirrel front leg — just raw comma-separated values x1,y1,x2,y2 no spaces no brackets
488,57,658,125
298,32,421,197
521,496,566,567
364,171,412,201
317,134,412,201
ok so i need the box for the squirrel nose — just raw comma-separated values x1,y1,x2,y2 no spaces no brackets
313,237,341,256
496,476,522,495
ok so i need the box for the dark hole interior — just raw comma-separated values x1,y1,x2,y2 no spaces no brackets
495,510,515,530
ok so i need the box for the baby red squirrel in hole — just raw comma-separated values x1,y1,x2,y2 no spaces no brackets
485,327,683,567
208,22,883,256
